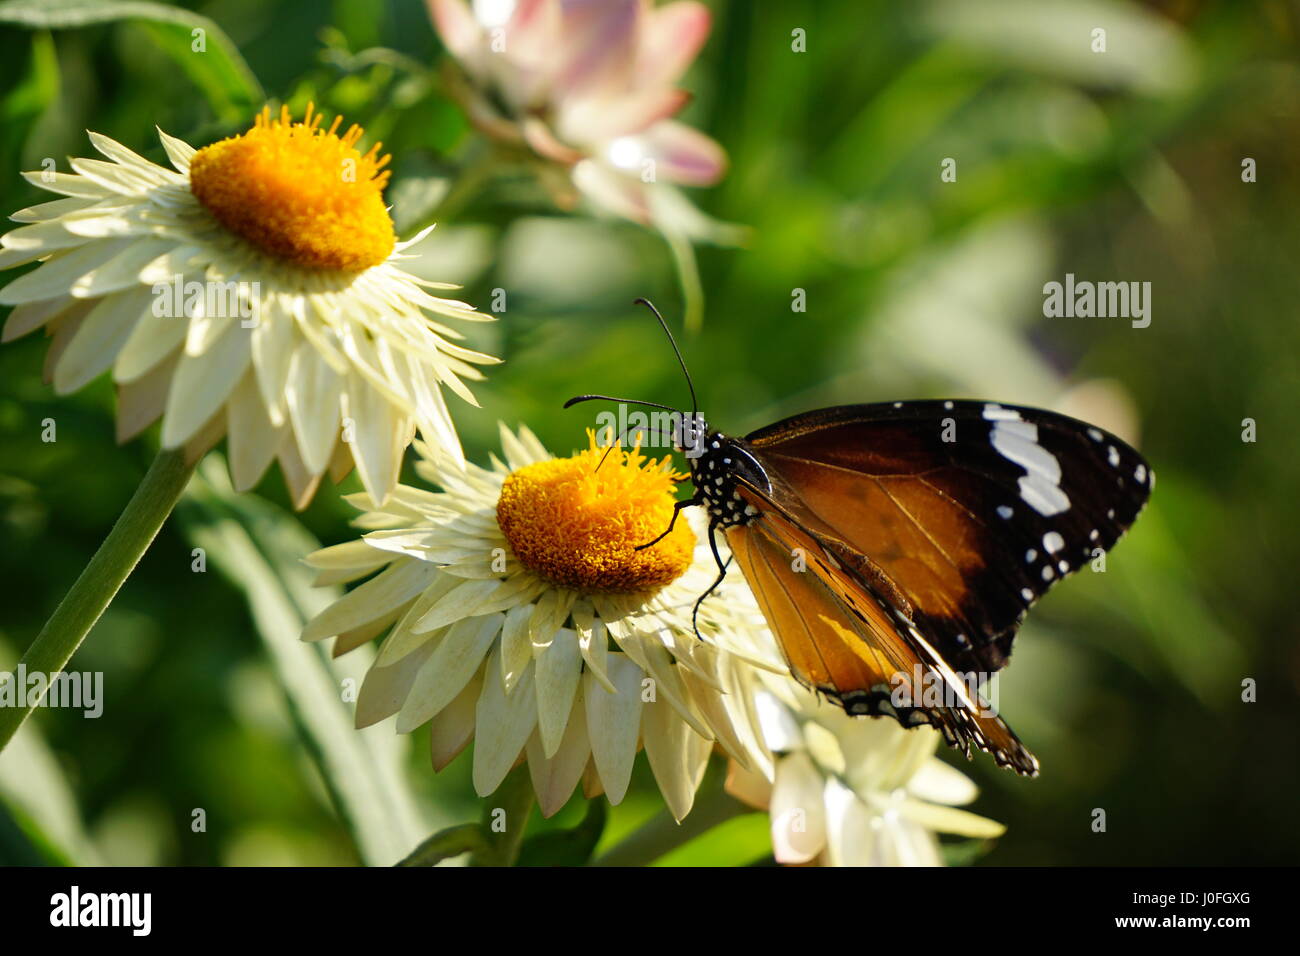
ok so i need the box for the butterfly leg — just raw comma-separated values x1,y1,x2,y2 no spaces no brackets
690,524,733,641
635,498,695,551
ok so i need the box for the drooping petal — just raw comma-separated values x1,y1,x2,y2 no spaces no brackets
53,286,152,393
472,646,539,796
533,626,583,757
642,694,710,822
160,320,251,447
397,613,504,732
583,654,644,805
429,669,483,770
355,639,436,729
769,752,829,864
226,369,282,491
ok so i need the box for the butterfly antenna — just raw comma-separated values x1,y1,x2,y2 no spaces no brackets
563,394,680,413
634,298,697,417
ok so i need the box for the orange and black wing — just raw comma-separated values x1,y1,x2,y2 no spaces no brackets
725,484,1040,775
744,400,1152,677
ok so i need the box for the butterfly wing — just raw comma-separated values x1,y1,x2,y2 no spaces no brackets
724,485,1039,775
743,400,1153,675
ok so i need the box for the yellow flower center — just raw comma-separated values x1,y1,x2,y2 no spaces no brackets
188,104,395,272
496,432,696,593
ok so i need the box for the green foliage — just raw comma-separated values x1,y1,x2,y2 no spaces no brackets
0,0,1296,866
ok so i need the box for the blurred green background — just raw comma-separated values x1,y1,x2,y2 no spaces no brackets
0,0,1296,866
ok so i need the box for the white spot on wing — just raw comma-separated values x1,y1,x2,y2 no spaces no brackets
986,410,1071,517
1043,531,1065,554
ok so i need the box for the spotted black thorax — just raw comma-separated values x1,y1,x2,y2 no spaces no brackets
679,422,770,529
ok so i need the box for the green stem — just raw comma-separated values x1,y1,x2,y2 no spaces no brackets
0,448,196,752
590,788,752,867
469,766,535,867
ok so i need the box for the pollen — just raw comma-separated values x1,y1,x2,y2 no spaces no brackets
189,104,395,272
496,431,696,594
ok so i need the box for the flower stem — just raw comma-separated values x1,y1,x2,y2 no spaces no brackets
0,448,196,752
590,786,752,867
469,766,535,867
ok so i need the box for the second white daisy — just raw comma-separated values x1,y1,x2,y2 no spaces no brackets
302,424,783,820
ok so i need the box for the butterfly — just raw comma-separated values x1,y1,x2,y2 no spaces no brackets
567,301,1153,776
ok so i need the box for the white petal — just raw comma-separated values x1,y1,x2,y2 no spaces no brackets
250,298,295,426
429,669,483,770
156,128,196,173
897,798,1006,840
823,777,877,867
112,305,189,383
582,656,643,805
20,170,113,199
411,577,500,633
115,350,175,442
642,696,711,822
53,286,152,393
0,238,132,305
2,294,75,343
285,342,343,475
769,752,828,864
70,238,176,297
355,639,436,729
372,576,457,665
498,602,535,695
533,627,582,758
396,613,503,732
304,539,393,587
527,588,575,647
571,603,614,693
724,759,773,811
343,371,404,506
526,692,591,818
275,430,323,509
302,559,435,642
9,196,98,224
908,758,980,807
472,647,539,796
159,321,251,447
226,370,282,491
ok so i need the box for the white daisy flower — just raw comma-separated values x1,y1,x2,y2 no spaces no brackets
726,679,1007,867
0,105,497,506
302,424,783,820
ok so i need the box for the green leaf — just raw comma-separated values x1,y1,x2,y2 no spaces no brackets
0,0,264,120
515,799,607,867
396,823,489,867
175,456,429,867
0,641,103,865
